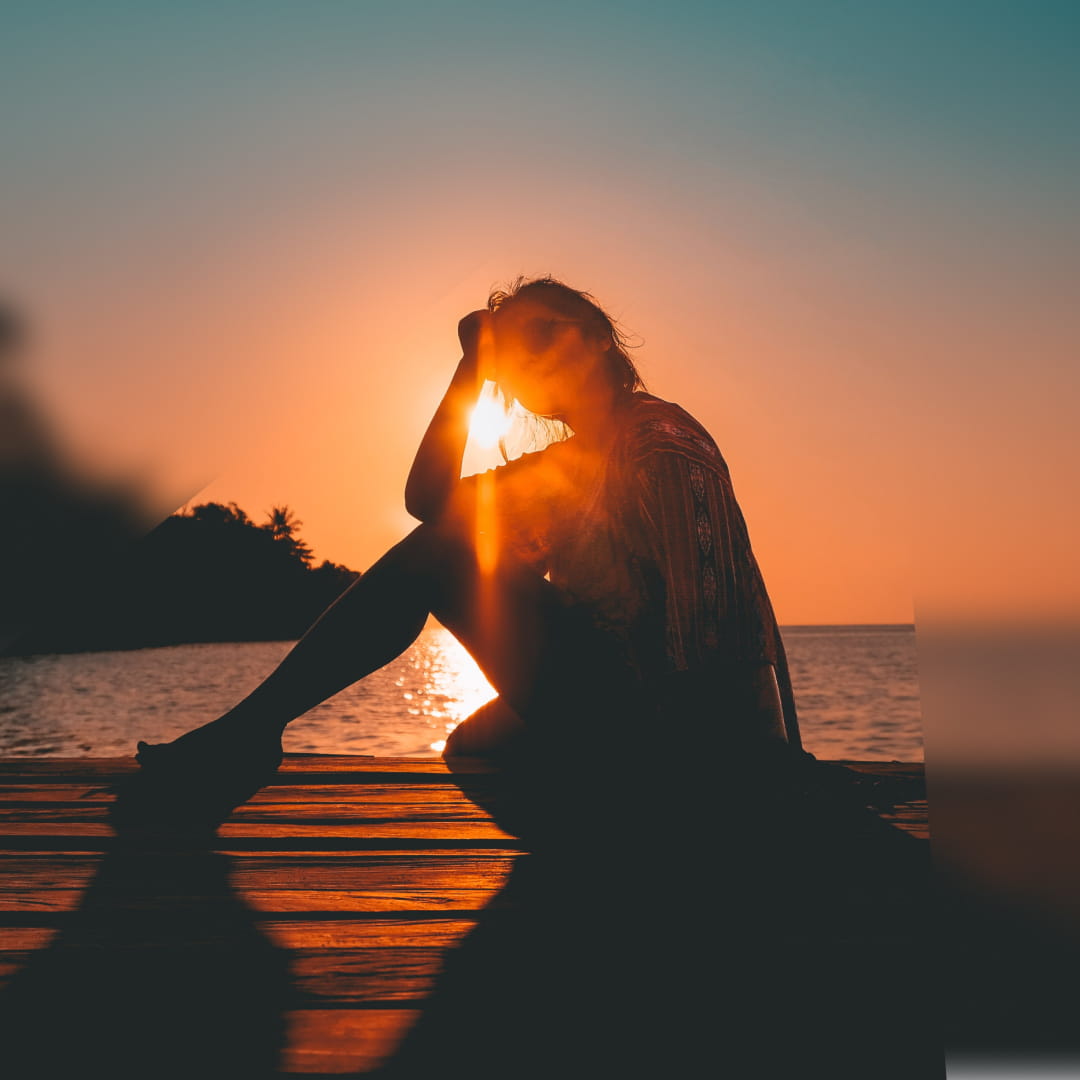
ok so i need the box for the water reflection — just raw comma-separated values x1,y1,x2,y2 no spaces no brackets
0,625,921,760
401,626,497,752
0,624,500,758
275,624,497,757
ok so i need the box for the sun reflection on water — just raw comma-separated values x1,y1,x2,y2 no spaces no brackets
414,625,497,751
0,626,923,760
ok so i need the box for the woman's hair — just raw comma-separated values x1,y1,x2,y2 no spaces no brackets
486,275,645,396
484,275,644,459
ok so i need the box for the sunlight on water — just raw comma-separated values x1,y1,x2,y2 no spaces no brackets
283,623,504,756
0,625,923,760
286,623,498,757
409,626,497,751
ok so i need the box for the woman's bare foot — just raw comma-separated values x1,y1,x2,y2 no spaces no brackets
136,716,283,775
122,717,284,835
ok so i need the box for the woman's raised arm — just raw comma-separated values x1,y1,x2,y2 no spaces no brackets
404,310,494,522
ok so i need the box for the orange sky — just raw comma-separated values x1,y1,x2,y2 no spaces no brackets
8,7,1077,629
111,234,921,627
20,176,1078,629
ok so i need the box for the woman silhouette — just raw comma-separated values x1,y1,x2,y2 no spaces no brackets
135,277,808,825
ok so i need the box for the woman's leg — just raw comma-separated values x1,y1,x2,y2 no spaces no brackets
138,526,431,762
139,517,621,762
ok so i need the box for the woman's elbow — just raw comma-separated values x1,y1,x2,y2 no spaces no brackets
404,493,435,523
404,478,436,522
406,489,458,525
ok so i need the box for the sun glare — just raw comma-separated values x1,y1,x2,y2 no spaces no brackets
468,384,511,449
422,626,498,753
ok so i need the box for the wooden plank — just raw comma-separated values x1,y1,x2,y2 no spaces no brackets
0,786,121,802
0,755,923,780
0,821,519,841
0,854,518,888
0,803,930,841
0,841,524,856
0,946,448,1003
0,915,477,951
0,760,927,840
282,1008,421,1074
287,948,447,1004
0,856,102,887
0,783,502,806
0,795,505,823
262,916,475,952
0,812,516,835
0,754,925,773
0,755,482,782
0,781,924,809
0,755,935,1078
0,927,57,950
0,821,923,848
0,886,503,915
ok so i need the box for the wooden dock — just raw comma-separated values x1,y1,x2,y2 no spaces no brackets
0,755,936,1078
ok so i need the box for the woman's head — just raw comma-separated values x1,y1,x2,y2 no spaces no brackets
486,276,643,419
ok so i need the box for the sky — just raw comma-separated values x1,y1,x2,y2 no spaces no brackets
3,2,1077,626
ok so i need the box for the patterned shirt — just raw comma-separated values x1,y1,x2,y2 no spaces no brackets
472,391,802,748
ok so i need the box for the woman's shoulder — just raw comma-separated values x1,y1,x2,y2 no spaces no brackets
622,391,714,440
620,392,729,473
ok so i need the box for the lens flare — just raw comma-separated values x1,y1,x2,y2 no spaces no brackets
468,384,511,449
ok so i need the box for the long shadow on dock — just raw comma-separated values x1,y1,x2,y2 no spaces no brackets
373,754,947,1079
0,819,293,1079
9,757,1075,1076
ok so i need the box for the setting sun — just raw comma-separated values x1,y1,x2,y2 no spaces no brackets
468,384,511,449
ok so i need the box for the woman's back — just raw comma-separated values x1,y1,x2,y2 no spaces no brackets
475,391,801,749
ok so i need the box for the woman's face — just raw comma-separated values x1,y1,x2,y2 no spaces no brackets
491,297,608,416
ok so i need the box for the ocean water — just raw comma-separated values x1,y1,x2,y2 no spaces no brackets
0,624,923,761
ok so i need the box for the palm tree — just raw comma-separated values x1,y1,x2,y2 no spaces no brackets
264,505,301,540
263,504,314,567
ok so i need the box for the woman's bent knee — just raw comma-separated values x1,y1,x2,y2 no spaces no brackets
442,697,528,762
395,518,478,576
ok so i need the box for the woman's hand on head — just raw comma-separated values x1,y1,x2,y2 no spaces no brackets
457,310,496,383
406,310,493,522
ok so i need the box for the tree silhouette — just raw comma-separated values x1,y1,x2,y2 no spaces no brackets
189,501,251,527
262,505,314,567
263,505,300,539
2,500,359,655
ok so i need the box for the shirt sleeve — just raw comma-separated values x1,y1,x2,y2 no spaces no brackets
454,442,577,574
631,448,778,675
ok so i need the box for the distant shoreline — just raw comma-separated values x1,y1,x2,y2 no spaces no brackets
0,623,917,661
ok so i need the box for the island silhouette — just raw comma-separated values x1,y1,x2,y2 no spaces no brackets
3,499,360,657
